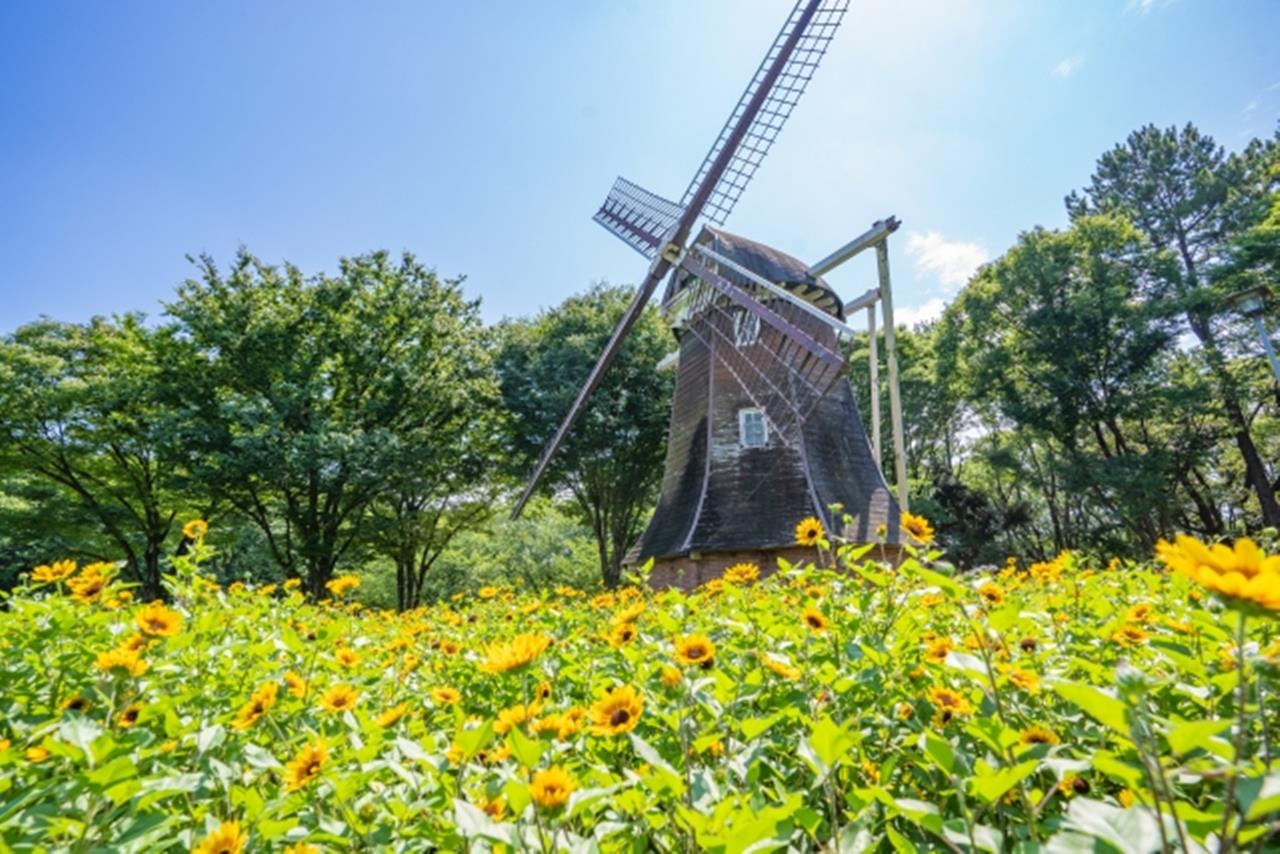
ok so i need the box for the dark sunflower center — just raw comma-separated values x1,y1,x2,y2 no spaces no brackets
610,708,631,726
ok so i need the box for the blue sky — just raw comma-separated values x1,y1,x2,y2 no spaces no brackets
1,0,1277,333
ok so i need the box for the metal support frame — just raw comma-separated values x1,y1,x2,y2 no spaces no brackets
809,217,909,514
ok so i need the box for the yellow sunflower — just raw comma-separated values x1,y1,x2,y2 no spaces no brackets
761,655,800,680
530,765,577,809
317,684,360,714
795,516,825,546
60,695,91,714
284,740,328,792
1006,667,1040,694
182,518,210,541
335,648,361,669
478,633,552,674
67,569,109,604
193,821,245,854
1019,725,1060,746
376,703,410,727
431,686,461,705
977,583,1005,606
923,637,953,664
134,601,182,637
1157,535,1280,613
31,560,77,583
660,666,683,688
927,685,972,725
325,575,361,597
802,608,829,633
608,622,638,648
674,634,716,669
117,704,142,728
901,512,935,545
284,671,306,698
95,646,148,677
724,562,760,585
494,703,540,734
589,685,644,736
1111,625,1149,648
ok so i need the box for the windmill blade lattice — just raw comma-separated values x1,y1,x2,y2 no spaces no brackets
593,177,684,259
676,256,848,446
679,0,849,227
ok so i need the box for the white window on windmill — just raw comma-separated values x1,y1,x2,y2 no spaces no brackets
733,308,760,348
739,408,768,448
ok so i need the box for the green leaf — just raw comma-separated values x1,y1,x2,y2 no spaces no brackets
57,716,102,767
1060,797,1174,853
1238,770,1280,820
453,721,494,761
918,730,956,775
506,725,546,769
809,715,857,769
1054,681,1131,736
969,759,1037,804
1166,719,1233,759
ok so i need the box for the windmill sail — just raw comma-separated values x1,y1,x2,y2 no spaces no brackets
511,0,847,519
593,177,684,259
679,0,849,227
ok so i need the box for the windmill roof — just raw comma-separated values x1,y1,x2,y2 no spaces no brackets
699,227,844,320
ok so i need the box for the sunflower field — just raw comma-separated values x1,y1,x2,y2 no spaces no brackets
2,525,1280,853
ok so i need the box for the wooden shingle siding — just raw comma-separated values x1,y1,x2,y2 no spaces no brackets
628,229,902,585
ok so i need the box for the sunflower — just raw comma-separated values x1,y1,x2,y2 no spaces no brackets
117,704,142,728
532,708,584,741
1019,725,1060,746
614,602,646,625
761,655,800,680
233,682,280,731
318,685,360,714
674,634,716,669
25,746,50,763
896,702,914,720
439,639,461,656
134,601,182,637
923,637,953,664
529,766,577,809
284,671,307,698
375,703,410,727
589,685,644,736
494,702,540,734
335,648,361,669
901,512,935,545
926,685,972,725
431,686,461,705
1006,667,1040,694
479,633,552,674
1111,625,1149,648
67,569,108,604
325,575,361,597
182,518,210,541
608,622,638,648
95,646,148,677
60,695,91,714
31,560,77,583
802,608,829,633
660,666,683,688
977,583,1005,606
284,740,328,792
795,516,825,546
1157,535,1280,613
1126,603,1155,624
476,795,506,820
192,820,246,854
724,562,760,585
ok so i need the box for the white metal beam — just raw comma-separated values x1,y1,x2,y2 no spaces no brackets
690,244,858,340
806,216,900,277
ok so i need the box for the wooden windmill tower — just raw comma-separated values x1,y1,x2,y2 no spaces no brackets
513,0,909,586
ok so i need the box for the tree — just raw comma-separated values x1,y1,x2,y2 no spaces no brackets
167,250,499,598
947,216,1188,553
1067,123,1280,525
0,316,191,597
496,284,674,587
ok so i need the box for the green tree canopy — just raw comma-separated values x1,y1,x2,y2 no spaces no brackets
496,284,674,586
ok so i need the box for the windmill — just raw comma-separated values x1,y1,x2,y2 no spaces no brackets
513,0,909,586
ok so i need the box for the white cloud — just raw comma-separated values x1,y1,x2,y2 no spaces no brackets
1054,56,1083,78
894,297,948,328
1244,99,1259,114
904,231,990,290
1125,0,1166,13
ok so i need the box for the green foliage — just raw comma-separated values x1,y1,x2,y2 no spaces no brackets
2,531,1279,851
496,284,674,586
166,250,501,598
